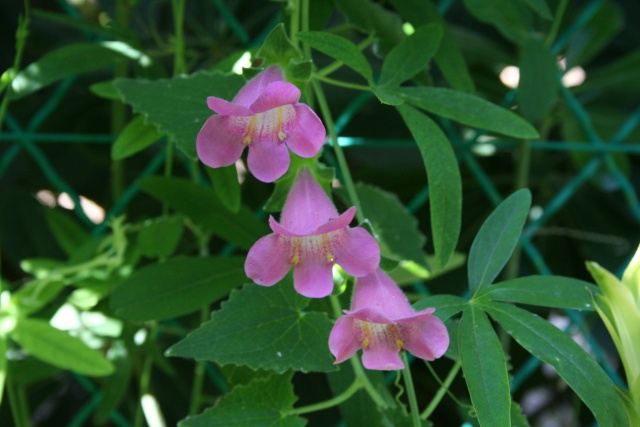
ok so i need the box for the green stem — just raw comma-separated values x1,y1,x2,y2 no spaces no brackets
172,0,186,75
288,378,362,415
314,75,370,91
545,0,569,48
111,0,130,203
421,361,461,420
0,3,30,131
289,0,300,48
311,80,365,223
188,306,209,415
402,353,421,427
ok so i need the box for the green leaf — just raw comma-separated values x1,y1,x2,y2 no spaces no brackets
139,176,268,250
111,115,164,160
9,43,125,99
138,215,183,258
510,400,531,427
399,87,539,138
110,256,246,321
12,318,114,376
206,165,241,213
114,71,244,159
387,0,475,92
335,0,405,53
413,294,467,322
397,104,461,269
44,208,90,256
90,80,121,100
483,301,629,427
458,305,511,427
485,276,600,310
338,183,428,268
167,279,337,373
298,31,373,83
179,373,305,427
468,189,531,294
378,23,443,88
518,0,552,20
462,0,531,43
517,38,558,124
256,24,303,66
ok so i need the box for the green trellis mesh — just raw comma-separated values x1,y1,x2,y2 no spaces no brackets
1,0,639,425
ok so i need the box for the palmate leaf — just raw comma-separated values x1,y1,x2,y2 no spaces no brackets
397,104,461,270
387,0,475,93
467,189,531,295
297,31,373,83
167,278,337,373
458,305,511,427
114,71,244,159
484,275,600,310
138,176,268,250
413,294,467,322
462,0,531,43
398,87,539,139
482,301,628,427
180,373,305,427
110,256,246,321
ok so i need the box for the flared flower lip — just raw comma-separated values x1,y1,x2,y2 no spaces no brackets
343,306,436,325
268,206,357,238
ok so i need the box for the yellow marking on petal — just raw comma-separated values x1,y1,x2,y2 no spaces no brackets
396,339,404,348
362,337,370,348
278,130,287,141
244,115,258,145
276,107,287,142
290,237,301,265
322,234,335,264
326,253,335,263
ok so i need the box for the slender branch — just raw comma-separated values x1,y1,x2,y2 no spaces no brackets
311,80,365,223
314,75,370,92
288,378,362,415
545,0,569,48
402,353,422,427
421,361,461,420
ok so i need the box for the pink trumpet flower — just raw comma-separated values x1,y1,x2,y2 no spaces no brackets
245,168,380,298
329,269,449,370
196,66,326,182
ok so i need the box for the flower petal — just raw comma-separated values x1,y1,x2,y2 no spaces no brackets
351,269,415,319
206,97,253,116
400,315,450,361
314,207,356,235
196,115,246,168
286,104,326,158
280,169,339,235
333,227,380,277
245,234,291,286
292,255,334,298
249,81,301,114
362,340,404,370
233,66,284,108
329,316,361,364
344,308,394,324
246,139,290,183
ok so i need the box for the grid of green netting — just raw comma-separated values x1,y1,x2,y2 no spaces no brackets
1,0,639,426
